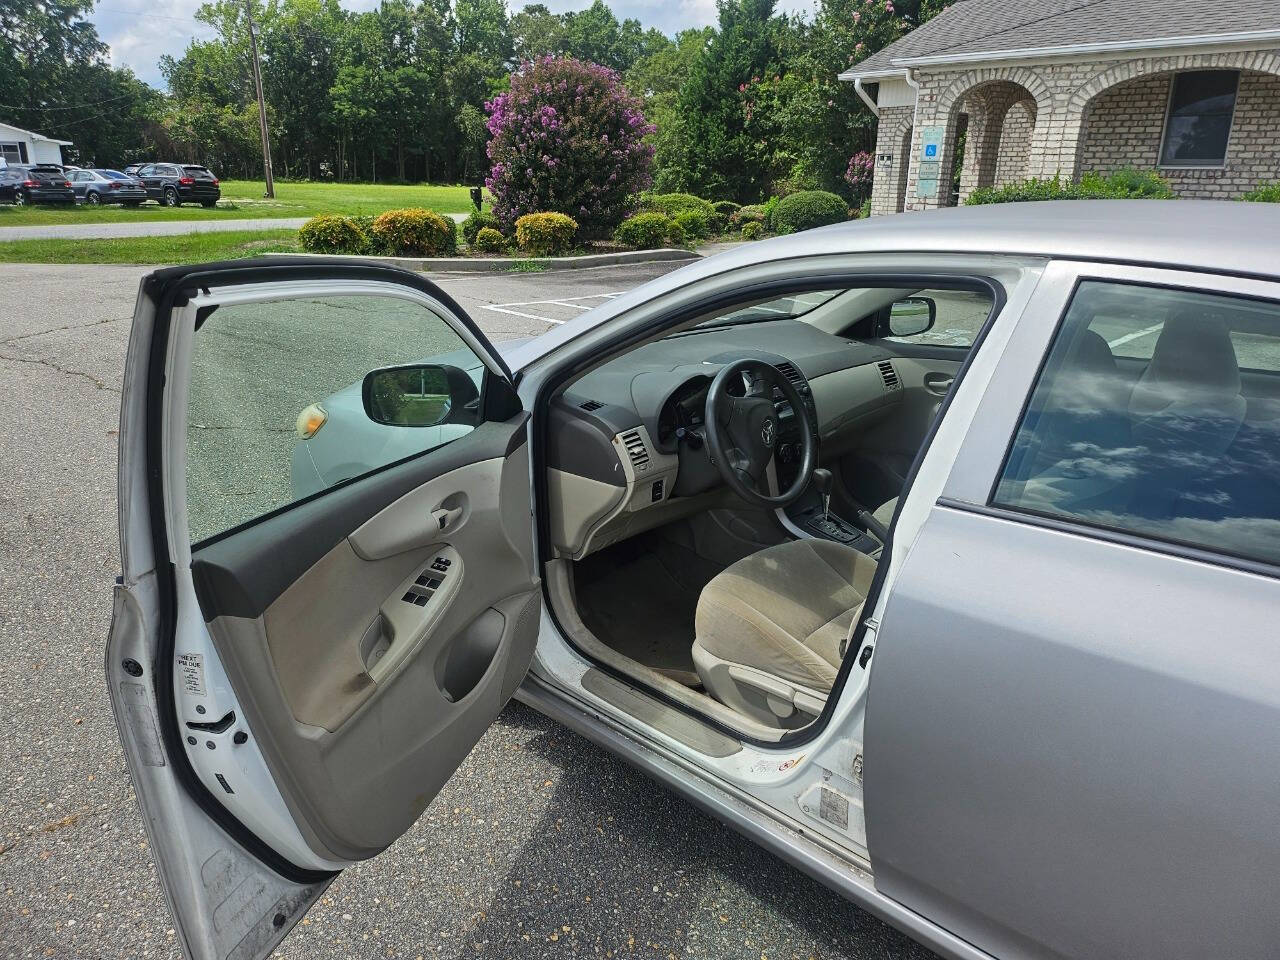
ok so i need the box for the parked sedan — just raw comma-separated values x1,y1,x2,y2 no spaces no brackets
66,168,147,205
108,201,1280,960
0,164,74,204
134,162,221,207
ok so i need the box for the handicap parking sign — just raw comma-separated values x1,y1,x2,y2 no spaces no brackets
924,143,938,158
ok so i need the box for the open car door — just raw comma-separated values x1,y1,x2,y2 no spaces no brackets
106,259,541,960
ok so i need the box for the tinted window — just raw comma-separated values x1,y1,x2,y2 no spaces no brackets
1160,70,1238,166
995,280,1280,568
186,293,485,543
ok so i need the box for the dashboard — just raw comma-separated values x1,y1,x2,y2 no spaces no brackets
544,318,907,558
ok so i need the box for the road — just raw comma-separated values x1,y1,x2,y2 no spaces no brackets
0,262,937,960
0,212,467,241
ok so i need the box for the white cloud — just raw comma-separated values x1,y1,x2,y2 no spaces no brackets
91,0,819,89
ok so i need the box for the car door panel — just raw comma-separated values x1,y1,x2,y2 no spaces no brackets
865,263,1280,960
201,433,539,862
866,504,1280,960
107,259,540,960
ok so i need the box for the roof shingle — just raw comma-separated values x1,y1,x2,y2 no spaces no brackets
845,0,1280,76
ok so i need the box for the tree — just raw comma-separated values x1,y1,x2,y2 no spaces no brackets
655,0,783,201
485,56,654,237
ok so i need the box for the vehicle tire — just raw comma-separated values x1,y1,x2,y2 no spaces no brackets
163,187,180,207
86,191,101,205
200,200,217,208
13,190,25,206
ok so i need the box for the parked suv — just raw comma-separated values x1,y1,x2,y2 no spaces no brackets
0,164,74,204
135,162,221,207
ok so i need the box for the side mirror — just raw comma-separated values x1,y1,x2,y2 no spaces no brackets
887,297,937,337
362,363,480,427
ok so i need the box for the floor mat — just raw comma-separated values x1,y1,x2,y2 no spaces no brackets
574,541,718,687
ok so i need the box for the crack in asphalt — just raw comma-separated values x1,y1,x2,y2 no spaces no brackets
0,314,126,347
0,351,121,392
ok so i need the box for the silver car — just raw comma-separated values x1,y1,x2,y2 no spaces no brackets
108,201,1280,960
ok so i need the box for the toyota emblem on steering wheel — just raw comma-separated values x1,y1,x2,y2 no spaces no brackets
761,418,776,447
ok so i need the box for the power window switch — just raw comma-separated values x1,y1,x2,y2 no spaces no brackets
413,594,429,607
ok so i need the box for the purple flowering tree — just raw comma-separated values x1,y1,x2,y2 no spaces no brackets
485,56,655,238
844,151,875,201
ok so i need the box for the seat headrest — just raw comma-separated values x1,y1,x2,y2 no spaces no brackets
1143,309,1241,396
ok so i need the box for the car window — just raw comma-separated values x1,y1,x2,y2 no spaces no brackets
186,293,486,544
995,279,1280,569
885,287,991,348
137,165,153,176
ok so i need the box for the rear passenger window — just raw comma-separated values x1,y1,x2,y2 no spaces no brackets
995,280,1280,568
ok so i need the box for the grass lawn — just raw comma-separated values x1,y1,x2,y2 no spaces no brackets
0,180,479,227
0,229,302,264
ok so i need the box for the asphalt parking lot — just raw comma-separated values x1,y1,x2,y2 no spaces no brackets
0,260,938,960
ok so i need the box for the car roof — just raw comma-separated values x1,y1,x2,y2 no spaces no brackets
788,200,1280,281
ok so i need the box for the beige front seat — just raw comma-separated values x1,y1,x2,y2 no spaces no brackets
692,539,877,728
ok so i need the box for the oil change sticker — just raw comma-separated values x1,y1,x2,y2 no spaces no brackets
178,652,206,697
819,785,849,830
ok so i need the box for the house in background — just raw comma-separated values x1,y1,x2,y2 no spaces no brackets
841,0,1280,215
0,122,72,167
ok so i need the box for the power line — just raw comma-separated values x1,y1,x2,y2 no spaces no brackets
0,92,139,111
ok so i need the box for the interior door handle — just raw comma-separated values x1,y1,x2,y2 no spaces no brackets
431,505,464,532
923,373,955,397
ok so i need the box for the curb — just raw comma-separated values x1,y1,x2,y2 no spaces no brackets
285,248,703,273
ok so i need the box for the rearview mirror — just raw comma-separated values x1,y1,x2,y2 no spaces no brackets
888,297,937,337
362,363,479,427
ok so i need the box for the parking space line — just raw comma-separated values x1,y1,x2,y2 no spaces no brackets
478,292,628,325
1108,322,1163,349
480,305,568,324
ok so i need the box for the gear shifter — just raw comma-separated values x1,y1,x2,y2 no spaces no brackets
811,467,833,521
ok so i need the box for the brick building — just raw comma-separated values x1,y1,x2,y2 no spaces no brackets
841,0,1280,215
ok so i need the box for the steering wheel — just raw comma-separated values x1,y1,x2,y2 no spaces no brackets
704,358,817,507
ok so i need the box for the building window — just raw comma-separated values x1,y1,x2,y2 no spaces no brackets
1159,70,1239,167
0,142,23,165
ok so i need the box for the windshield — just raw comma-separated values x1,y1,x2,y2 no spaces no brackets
100,170,129,179
694,290,842,329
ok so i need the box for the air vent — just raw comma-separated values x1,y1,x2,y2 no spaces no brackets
579,399,603,412
619,429,650,469
877,360,900,390
775,361,803,385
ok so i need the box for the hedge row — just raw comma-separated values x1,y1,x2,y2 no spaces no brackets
299,209,580,257
966,169,1175,205
299,209,458,256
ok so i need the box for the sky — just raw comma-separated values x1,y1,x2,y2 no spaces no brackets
91,0,817,89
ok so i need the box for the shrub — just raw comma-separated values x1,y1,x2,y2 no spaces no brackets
614,212,675,249
712,200,741,217
665,219,687,246
349,215,380,253
769,190,849,235
474,227,507,252
1240,181,1280,202
640,192,717,219
371,208,457,256
733,204,768,227
299,215,366,254
486,56,655,237
672,209,711,241
741,221,763,241
461,210,501,245
966,169,1175,205
515,212,578,255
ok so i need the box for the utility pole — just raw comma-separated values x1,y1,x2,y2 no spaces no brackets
244,0,274,198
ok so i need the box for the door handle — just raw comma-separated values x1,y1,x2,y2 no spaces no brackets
923,373,955,397
431,505,464,532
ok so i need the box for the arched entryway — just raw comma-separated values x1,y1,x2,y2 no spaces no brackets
951,80,1041,204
